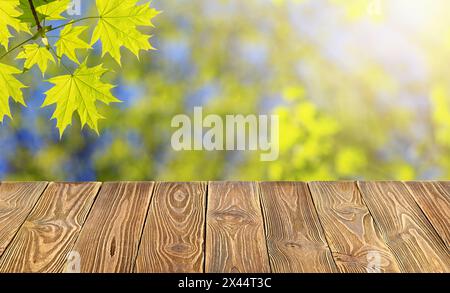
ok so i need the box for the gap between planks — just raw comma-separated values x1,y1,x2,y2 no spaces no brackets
0,181,448,273
0,182,102,272
72,182,155,273
357,181,450,272
0,182,49,259
308,182,400,272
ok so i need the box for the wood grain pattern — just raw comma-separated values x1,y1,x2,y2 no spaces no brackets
404,181,450,249
0,182,101,273
0,181,448,273
0,182,48,257
135,182,206,272
358,181,450,272
309,182,400,272
72,182,154,273
206,182,270,273
260,182,337,273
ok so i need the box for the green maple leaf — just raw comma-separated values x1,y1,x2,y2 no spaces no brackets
91,0,160,64
17,0,70,24
36,0,71,20
0,0,30,49
1,0,159,133
17,0,55,23
42,62,120,137
55,24,91,64
16,43,55,75
0,62,27,121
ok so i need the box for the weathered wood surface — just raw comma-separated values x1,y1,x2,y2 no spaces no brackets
309,182,400,273
260,182,337,272
205,182,270,273
135,182,206,273
0,183,100,273
358,181,450,273
73,182,154,273
403,181,450,249
0,181,448,273
0,182,47,257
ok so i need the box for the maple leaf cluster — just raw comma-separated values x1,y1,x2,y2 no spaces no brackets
0,0,159,136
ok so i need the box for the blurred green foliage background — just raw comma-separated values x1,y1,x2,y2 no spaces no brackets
1,0,449,181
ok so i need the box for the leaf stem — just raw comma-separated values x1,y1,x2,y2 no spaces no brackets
47,16,100,33
28,0,43,32
1,13,99,62
0,33,39,61
48,46,72,74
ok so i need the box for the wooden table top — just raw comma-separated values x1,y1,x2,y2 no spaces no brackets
0,181,448,273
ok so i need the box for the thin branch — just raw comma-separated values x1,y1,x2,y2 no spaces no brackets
28,0,43,32
0,13,100,60
0,33,39,60
46,16,100,33
0,5,99,63
48,46,72,74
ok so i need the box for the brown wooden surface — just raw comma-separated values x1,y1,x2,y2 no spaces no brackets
0,181,448,273
135,182,206,272
72,182,154,273
0,182,48,257
260,182,337,272
205,182,270,273
0,182,100,273
309,182,400,272
404,181,450,249
358,181,450,273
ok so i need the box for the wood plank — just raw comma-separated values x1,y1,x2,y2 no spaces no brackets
135,182,206,273
205,182,270,273
260,182,338,273
309,182,400,272
0,182,48,257
72,182,154,273
358,181,450,272
0,182,101,273
404,181,450,249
